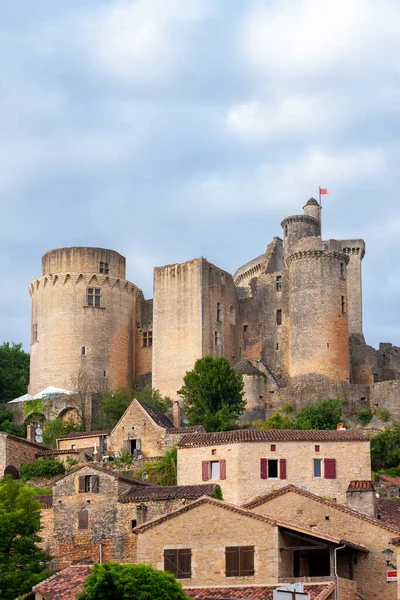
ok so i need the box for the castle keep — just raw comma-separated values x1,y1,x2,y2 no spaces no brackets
26,200,400,422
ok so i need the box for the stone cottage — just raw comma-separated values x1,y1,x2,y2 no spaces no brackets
177,429,371,505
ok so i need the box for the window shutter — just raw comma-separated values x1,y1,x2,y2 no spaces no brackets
78,510,88,530
220,459,226,480
78,476,85,493
324,458,336,479
164,550,178,577
226,547,239,577
279,458,287,479
178,549,192,579
260,458,268,479
202,461,209,481
241,546,255,576
124,439,130,452
91,475,99,492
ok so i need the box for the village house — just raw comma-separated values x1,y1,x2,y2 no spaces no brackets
0,431,47,479
56,399,203,460
133,495,365,598
244,484,400,600
177,429,371,505
38,464,217,569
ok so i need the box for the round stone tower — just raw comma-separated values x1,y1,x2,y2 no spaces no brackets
282,204,350,382
28,247,142,395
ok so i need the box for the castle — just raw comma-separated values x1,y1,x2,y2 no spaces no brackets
24,199,400,423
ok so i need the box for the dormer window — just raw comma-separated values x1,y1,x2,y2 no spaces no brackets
99,262,109,275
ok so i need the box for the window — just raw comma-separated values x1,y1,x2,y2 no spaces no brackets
314,459,322,477
276,343,279,350
143,331,153,347
81,346,86,356
373,373,379,383
78,510,88,530
31,323,38,344
315,445,320,452
276,276,282,292
87,287,101,307
225,546,254,577
270,444,276,452
211,449,216,456
217,302,222,322
99,262,109,275
324,458,336,479
78,475,99,493
341,296,346,314
71,444,76,450
214,331,219,345
137,505,148,525
243,325,248,333
260,458,286,479
202,459,226,481
285,226,288,237
164,549,191,579
340,262,346,279
131,519,137,529
276,309,282,325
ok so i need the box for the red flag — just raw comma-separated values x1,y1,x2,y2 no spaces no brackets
319,188,329,195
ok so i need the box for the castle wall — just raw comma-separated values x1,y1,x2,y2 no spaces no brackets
152,259,203,400
281,215,321,259
135,298,153,377
29,248,141,396
341,242,365,338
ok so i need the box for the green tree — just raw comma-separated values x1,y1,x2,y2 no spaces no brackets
134,386,173,413
371,423,400,470
78,562,189,600
254,412,294,430
294,399,345,430
0,405,26,437
97,387,173,430
42,417,83,448
135,447,177,486
0,343,30,402
20,458,65,480
179,356,245,432
0,477,51,599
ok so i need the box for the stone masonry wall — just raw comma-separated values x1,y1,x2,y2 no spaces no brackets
136,502,279,587
177,440,371,506
252,490,397,600
0,433,44,477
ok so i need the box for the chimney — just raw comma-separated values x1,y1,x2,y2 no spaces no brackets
173,401,181,428
26,422,37,443
346,481,376,517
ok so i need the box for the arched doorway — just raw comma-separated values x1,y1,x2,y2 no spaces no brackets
4,465,19,479
58,407,80,423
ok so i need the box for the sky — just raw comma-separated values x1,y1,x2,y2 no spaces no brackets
1,0,400,351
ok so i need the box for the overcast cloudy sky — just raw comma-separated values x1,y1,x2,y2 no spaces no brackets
1,0,399,351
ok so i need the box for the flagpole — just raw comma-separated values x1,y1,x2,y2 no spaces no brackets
319,186,322,208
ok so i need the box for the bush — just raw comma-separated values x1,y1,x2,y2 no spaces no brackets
358,408,373,425
377,409,390,422
135,447,177,486
20,458,65,480
294,399,345,430
254,413,294,430
371,423,400,470
42,418,83,449
212,484,223,500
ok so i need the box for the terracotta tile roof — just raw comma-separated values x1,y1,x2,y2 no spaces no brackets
243,485,400,533
119,483,217,503
178,429,368,448
348,480,375,490
5,433,50,450
186,582,336,600
377,499,400,528
137,400,174,429
57,429,110,440
36,448,91,457
167,425,205,434
378,474,400,487
32,565,92,600
34,494,53,508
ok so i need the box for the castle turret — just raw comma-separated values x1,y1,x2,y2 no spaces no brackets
303,197,321,223
29,247,143,396
281,212,321,260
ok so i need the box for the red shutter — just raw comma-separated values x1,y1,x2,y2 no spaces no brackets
279,458,287,479
260,458,268,479
202,461,209,481
220,459,226,480
324,458,336,479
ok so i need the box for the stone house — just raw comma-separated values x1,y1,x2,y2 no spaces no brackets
56,399,203,460
39,464,217,569
134,495,365,598
177,429,371,505
0,431,47,479
29,565,92,600
244,484,400,600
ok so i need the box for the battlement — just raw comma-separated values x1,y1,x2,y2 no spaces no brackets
28,273,143,298
286,249,350,266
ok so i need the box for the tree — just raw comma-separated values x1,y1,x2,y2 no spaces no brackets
42,417,83,448
20,458,65,480
0,477,51,599
0,343,30,402
371,423,400,470
69,365,109,430
294,399,345,431
135,447,177,486
254,412,294,430
98,388,133,429
0,405,26,437
179,356,245,432
134,386,173,414
78,562,189,600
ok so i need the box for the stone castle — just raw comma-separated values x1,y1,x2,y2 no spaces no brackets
26,199,400,423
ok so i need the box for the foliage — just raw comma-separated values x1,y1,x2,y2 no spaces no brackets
212,484,223,500
294,399,345,430
114,448,134,468
135,447,177,486
371,423,400,470
20,458,65,480
69,365,109,430
78,562,189,600
42,417,83,448
254,412,294,430
376,465,400,478
26,486,53,495
377,409,390,422
23,399,45,419
65,456,79,472
358,408,373,425
179,356,245,432
282,403,294,414
0,342,30,402
0,405,26,437
0,477,51,599
134,386,173,413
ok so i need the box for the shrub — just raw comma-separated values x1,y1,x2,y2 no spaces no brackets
377,409,390,422
20,458,65,479
358,408,373,425
212,484,223,500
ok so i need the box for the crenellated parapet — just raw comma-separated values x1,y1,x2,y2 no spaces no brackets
28,274,143,299
286,250,350,266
